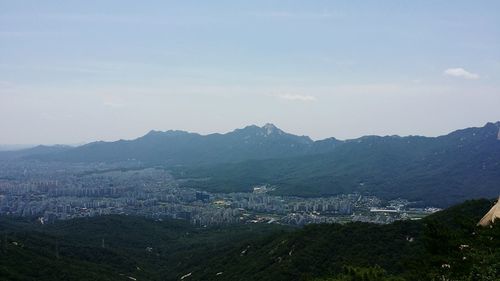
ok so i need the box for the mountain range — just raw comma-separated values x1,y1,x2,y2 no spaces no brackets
173,122,500,206
11,123,340,164
3,122,500,207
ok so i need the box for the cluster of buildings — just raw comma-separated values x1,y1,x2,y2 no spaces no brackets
0,162,438,226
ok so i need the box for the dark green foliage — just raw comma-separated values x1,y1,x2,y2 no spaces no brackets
0,199,499,281
313,266,405,281
0,216,289,281
187,199,499,281
176,122,500,207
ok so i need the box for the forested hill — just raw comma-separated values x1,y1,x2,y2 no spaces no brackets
191,199,499,281
1,199,499,281
24,123,341,164
0,215,288,281
9,122,500,168
175,122,500,207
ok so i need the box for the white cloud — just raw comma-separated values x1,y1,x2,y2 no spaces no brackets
444,68,480,80
278,94,317,102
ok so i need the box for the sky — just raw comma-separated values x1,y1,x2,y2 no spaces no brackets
1,1,500,144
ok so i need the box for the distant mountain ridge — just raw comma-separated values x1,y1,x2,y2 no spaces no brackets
3,122,500,206
0,144,72,160
174,122,500,206
12,122,500,166
26,123,342,165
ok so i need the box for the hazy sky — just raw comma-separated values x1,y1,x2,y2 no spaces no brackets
1,1,500,144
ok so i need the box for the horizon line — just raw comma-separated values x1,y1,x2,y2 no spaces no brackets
1,120,498,149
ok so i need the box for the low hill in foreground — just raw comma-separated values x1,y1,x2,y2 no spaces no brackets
1,199,499,281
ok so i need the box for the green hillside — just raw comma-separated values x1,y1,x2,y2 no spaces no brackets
1,199,499,281
189,199,499,281
0,216,288,281
174,122,500,207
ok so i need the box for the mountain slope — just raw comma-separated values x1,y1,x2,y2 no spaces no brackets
1,199,498,281
32,124,340,165
0,216,288,281
176,122,500,206
0,145,72,160
189,199,499,281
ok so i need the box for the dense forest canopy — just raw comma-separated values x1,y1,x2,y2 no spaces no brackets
1,199,498,280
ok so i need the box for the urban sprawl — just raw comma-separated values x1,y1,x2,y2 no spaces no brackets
0,161,440,226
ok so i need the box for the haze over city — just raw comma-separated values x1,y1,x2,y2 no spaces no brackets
1,1,500,144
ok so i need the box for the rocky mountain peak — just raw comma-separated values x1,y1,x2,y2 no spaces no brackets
262,123,282,135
